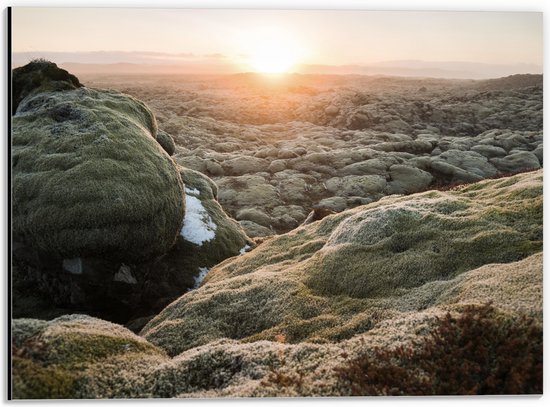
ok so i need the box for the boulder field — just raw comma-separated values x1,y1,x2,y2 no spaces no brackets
10,64,543,398
89,73,542,236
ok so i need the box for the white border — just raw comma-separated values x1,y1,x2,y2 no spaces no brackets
1,1,547,406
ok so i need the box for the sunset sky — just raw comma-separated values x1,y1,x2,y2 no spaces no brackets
11,8,542,75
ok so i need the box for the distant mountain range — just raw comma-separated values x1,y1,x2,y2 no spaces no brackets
295,60,542,79
12,51,542,79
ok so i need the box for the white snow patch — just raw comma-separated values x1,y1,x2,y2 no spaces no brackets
185,187,200,196
193,267,210,289
180,194,217,245
239,244,251,255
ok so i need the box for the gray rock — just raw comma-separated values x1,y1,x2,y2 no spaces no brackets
278,149,300,159
430,159,484,183
470,144,507,158
315,197,348,212
386,165,434,194
268,159,286,173
221,156,269,176
236,208,272,228
325,105,340,116
437,150,498,178
533,144,543,165
254,147,279,159
325,175,387,197
372,140,433,154
339,158,389,176
490,151,541,173
205,160,224,177
272,205,308,224
217,175,282,212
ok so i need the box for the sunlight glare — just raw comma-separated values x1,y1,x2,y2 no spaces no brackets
244,28,303,74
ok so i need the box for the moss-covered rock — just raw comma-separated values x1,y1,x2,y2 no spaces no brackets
142,170,542,356
12,315,167,399
12,79,184,262
136,167,251,297
156,129,176,156
12,60,82,114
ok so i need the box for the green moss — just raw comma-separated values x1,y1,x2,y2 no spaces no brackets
12,357,78,399
11,316,168,399
44,332,162,365
142,170,542,354
12,87,184,261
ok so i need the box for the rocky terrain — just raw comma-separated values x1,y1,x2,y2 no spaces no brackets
83,73,542,236
10,63,543,398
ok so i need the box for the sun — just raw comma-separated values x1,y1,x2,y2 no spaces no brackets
244,28,303,74
250,39,296,73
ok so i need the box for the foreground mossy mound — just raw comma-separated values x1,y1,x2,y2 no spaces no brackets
12,83,184,262
12,315,167,399
335,303,542,395
142,170,542,355
12,252,542,398
11,171,542,398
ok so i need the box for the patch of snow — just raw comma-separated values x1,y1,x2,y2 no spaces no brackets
239,244,251,255
193,267,210,289
185,187,200,196
180,194,217,245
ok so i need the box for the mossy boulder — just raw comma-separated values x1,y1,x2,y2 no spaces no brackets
156,129,176,156
12,75,184,262
12,60,82,114
11,164,250,325
142,170,542,356
136,167,251,298
12,315,167,399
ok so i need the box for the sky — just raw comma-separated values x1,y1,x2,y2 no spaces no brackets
11,8,543,75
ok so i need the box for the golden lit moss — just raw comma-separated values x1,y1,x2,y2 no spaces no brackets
11,315,167,399
142,170,542,355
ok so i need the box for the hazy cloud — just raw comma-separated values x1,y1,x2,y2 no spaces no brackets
12,50,228,67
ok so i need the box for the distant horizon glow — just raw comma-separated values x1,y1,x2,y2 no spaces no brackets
243,27,305,73
11,8,542,77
